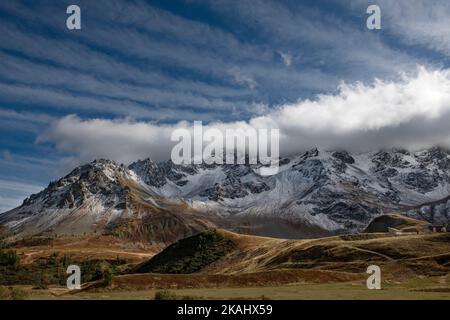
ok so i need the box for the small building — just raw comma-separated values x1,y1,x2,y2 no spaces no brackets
388,227,418,236
428,225,447,233
401,226,420,234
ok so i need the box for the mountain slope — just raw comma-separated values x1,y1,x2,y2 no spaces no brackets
0,159,215,245
364,214,429,233
1,147,450,240
132,228,450,277
130,147,450,231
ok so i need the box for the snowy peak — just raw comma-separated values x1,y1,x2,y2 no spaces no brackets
129,158,199,188
129,158,166,187
125,147,450,231
2,147,450,240
21,159,130,210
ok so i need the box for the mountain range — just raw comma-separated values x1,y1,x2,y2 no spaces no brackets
1,147,450,243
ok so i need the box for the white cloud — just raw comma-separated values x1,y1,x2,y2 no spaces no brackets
352,0,450,57
278,51,293,67
229,67,258,89
270,66,450,133
40,66,450,166
38,115,180,165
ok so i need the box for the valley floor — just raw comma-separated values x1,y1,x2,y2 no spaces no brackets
16,276,450,300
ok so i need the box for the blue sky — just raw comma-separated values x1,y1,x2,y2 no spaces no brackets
2,0,450,212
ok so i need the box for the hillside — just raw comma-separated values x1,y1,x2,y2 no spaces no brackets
2,226,449,299
135,228,450,278
134,230,235,274
364,214,430,233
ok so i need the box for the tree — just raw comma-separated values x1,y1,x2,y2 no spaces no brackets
34,272,50,289
103,268,113,287
0,250,20,267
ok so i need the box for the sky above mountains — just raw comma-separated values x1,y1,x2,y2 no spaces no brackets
2,0,450,212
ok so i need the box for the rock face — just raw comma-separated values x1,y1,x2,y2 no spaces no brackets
0,159,210,243
2,147,450,240
129,147,450,231
129,159,197,188
0,159,136,238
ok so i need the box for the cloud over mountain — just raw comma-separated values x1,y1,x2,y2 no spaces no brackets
40,66,450,168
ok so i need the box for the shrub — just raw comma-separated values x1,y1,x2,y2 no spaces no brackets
34,272,50,289
0,250,20,267
0,286,28,300
0,286,9,300
102,268,113,287
9,287,28,300
154,290,178,300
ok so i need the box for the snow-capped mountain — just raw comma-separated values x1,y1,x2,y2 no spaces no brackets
1,147,450,240
129,147,450,230
0,159,132,236
0,159,214,243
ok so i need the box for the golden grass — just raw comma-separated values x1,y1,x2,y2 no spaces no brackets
19,276,450,300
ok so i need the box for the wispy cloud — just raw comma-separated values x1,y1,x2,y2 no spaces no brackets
0,0,422,122
40,66,450,169
278,51,293,67
0,179,43,194
345,0,450,59
0,179,44,213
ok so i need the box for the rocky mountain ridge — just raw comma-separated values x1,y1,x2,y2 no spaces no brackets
1,147,450,241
